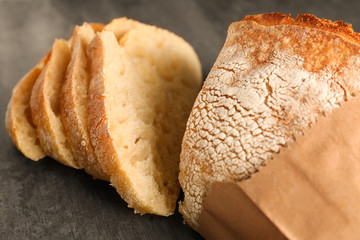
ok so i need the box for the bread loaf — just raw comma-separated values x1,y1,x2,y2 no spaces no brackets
179,13,360,229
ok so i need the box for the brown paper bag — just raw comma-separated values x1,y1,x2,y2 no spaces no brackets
198,96,360,240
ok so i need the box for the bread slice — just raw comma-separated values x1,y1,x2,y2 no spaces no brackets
87,28,202,215
5,52,51,160
179,13,360,229
60,23,109,180
30,39,78,168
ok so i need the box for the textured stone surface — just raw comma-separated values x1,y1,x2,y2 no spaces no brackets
2,0,360,239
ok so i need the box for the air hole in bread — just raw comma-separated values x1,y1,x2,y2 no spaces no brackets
166,146,172,155
156,40,164,48
153,174,163,193
24,106,36,128
180,77,193,88
134,137,140,144
50,94,60,116
161,120,170,134
35,138,40,146
118,117,127,125
64,138,71,152
27,129,36,138
170,59,179,71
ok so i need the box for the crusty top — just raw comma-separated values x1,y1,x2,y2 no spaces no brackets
179,13,360,229
242,13,360,45
229,13,360,76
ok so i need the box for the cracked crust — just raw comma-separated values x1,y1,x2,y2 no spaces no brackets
5,52,51,160
242,13,360,46
179,13,360,229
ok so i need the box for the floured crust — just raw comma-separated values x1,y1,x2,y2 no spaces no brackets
30,39,78,168
179,13,360,229
230,13,360,75
242,13,360,45
60,23,109,180
5,52,51,160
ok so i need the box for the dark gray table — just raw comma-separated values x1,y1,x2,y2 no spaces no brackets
1,0,360,239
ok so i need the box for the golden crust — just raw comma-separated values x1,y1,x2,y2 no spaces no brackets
242,13,360,45
228,13,360,80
